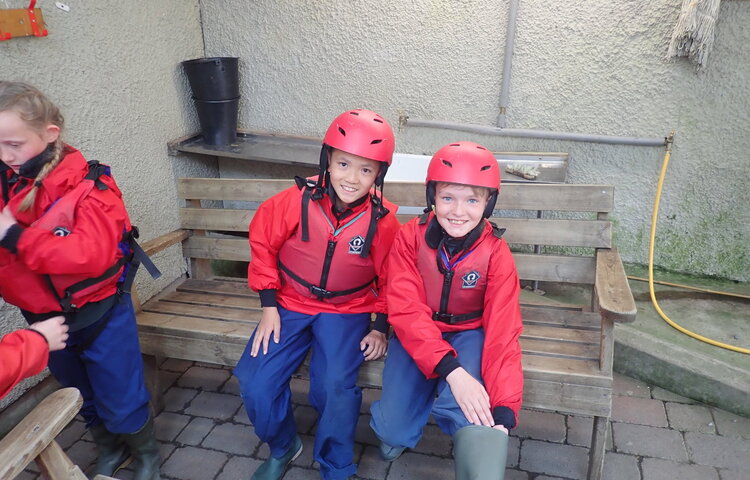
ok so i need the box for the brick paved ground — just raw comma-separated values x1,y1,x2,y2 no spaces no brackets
14,361,750,480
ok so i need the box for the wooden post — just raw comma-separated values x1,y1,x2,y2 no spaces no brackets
186,199,213,279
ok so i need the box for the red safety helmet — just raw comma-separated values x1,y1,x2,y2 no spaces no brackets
323,109,395,164
320,109,395,186
426,141,500,218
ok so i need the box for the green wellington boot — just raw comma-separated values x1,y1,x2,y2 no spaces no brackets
89,423,132,476
251,435,303,480
122,415,162,480
453,425,509,480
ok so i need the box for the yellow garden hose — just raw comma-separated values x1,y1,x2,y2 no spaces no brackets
646,131,749,354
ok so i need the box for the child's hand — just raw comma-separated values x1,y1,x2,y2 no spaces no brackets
29,316,69,351
494,425,509,434
360,330,387,361
446,367,494,427
251,307,281,357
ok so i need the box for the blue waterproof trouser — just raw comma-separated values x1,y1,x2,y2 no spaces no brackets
370,328,485,448
234,307,371,480
47,293,151,434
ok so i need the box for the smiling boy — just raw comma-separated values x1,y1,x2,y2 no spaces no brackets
370,141,523,480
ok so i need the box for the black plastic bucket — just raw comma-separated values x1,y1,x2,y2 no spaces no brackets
182,57,239,100
193,97,239,145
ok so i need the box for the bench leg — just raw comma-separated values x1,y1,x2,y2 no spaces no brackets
142,354,164,415
587,415,608,480
36,440,88,480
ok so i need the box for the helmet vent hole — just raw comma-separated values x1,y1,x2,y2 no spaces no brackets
476,145,488,151
449,143,461,147
373,118,384,123
441,159,453,168
338,126,346,136
480,165,492,171
371,139,383,144
349,111,360,116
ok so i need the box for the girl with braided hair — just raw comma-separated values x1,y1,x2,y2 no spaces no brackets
0,81,161,480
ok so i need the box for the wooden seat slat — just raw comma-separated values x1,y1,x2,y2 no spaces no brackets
177,278,257,297
142,298,261,323
159,291,263,310
137,311,254,341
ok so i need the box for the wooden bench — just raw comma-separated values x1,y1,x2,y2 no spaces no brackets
135,177,636,480
0,387,115,480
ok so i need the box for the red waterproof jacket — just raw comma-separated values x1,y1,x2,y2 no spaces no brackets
387,214,524,422
0,147,130,314
248,182,401,315
0,329,48,398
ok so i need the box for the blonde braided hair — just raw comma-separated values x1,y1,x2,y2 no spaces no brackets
0,81,65,212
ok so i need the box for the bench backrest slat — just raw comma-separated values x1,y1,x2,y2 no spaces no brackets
177,178,615,285
178,178,615,213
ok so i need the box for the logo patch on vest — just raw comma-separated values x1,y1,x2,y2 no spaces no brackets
348,235,365,254
462,271,480,288
52,226,71,237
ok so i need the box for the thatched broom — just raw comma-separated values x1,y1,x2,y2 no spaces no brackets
667,0,721,68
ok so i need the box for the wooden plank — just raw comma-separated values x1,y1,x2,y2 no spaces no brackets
522,379,612,417
521,305,600,329
595,248,637,322
522,354,610,387
139,332,246,366
181,208,255,232
36,440,89,480
181,239,597,285
499,218,612,248
179,178,294,202
183,236,249,262
180,208,611,248
515,254,595,284
140,229,190,256
186,199,213,280
389,183,614,212
0,388,83,480
177,278,256,297
520,337,599,360
178,178,614,212
141,301,261,325
522,324,600,345
159,291,263,310
136,311,255,341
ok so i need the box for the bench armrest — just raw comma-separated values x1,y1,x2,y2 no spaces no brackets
0,387,83,479
140,229,191,256
595,248,637,323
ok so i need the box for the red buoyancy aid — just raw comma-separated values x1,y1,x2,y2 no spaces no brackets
278,200,378,304
416,217,501,325
32,165,135,311
0,158,159,314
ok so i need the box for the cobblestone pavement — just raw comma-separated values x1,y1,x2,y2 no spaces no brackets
15,360,750,480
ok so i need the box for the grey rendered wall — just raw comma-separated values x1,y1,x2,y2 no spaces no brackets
0,1,212,406
200,0,749,282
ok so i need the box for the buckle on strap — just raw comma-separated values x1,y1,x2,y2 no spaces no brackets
433,312,457,324
309,285,333,299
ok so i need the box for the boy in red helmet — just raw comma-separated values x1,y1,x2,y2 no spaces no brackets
370,141,523,480
235,109,401,480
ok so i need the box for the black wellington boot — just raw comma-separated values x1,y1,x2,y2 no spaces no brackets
89,423,131,476
122,415,162,480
